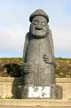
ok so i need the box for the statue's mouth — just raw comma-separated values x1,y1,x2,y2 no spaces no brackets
35,27,42,31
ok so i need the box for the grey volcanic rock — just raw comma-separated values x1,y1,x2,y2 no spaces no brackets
22,9,56,98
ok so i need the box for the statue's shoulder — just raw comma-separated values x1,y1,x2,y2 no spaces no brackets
25,32,31,40
46,28,52,41
48,28,52,35
25,32,30,38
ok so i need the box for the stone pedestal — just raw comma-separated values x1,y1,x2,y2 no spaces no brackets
21,84,57,99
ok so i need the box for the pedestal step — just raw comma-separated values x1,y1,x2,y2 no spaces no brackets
0,99,71,108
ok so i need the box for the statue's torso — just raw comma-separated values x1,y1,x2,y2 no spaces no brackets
25,37,52,63
24,36,55,86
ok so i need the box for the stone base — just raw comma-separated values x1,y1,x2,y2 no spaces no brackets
21,84,57,99
28,86,51,98
12,84,62,99
0,99,71,108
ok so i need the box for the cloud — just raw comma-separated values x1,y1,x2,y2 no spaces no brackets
0,24,27,57
51,24,71,57
0,0,71,57
0,22,71,58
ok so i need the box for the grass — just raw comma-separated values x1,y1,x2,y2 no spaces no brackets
0,57,71,78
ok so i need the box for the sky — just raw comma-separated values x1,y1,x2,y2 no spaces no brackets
0,0,71,58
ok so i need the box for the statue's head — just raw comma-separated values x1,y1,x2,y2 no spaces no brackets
29,9,49,38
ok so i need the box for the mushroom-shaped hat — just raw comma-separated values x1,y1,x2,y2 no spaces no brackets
29,9,49,23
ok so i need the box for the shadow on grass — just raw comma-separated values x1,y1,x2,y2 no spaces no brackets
4,63,22,77
3,63,23,98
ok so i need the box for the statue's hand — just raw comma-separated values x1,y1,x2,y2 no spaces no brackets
43,54,53,63
43,54,49,63
24,63,33,73
43,54,56,67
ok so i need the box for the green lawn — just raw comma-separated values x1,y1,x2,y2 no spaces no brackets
0,57,71,78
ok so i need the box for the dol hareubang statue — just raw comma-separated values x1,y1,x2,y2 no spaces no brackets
22,9,56,98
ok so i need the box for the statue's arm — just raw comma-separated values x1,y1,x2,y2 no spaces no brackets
23,33,29,61
43,28,56,66
23,33,33,72
48,29,56,66
48,29,55,57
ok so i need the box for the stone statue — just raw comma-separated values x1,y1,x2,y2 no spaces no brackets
22,9,56,98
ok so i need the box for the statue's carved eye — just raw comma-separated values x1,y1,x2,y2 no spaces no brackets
42,22,46,26
32,20,46,26
33,20,38,25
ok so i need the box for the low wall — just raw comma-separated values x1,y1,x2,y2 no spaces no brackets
0,99,71,108
56,78,71,100
0,77,71,100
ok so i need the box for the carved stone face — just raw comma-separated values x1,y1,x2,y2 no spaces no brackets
30,16,48,37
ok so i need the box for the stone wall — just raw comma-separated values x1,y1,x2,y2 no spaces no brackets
0,77,71,99
56,78,71,100
0,99,71,108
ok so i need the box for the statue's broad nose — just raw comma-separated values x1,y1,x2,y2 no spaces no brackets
35,24,42,30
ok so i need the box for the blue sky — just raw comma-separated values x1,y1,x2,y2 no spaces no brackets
0,0,71,58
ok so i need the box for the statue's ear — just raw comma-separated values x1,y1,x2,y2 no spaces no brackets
29,24,32,32
47,24,50,35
